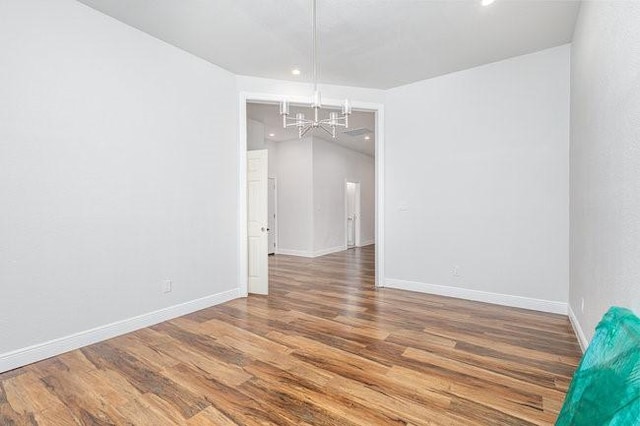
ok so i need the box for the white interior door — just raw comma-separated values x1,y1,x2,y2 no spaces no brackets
354,182,361,247
247,150,268,294
268,177,276,255
346,182,360,248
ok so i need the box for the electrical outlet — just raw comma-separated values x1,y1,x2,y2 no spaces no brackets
452,265,461,278
580,297,584,313
163,280,172,294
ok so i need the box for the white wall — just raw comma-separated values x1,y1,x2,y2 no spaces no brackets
247,118,265,150
313,138,375,253
253,133,375,257
0,0,238,369
569,2,640,347
384,45,570,313
271,138,314,255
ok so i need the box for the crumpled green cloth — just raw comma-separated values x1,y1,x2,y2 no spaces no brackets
557,306,640,425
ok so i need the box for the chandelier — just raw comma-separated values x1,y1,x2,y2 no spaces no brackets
279,0,352,139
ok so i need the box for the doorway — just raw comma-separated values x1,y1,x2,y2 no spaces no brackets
345,181,361,248
238,92,385,297
268,177,277,255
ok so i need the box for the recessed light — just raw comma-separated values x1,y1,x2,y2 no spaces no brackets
269,133,275,137
291,68,301,76
364,136,371,140
481,0,495,6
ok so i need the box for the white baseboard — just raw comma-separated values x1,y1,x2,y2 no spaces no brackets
0,288,241,373
568,304,588,353
276,248,314,257
358,239,375,247
383,278,568,315
276,245,347,258
313,245,347,257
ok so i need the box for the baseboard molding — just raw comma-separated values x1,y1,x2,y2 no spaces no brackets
313,245,347,257
276,248,314,257
276,245,347,258
383,278,568,315
568,305,588,353
0,288,241,373
358,240,375,247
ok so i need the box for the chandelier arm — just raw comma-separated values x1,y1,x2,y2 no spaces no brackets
319,115,347,123
317,124,335,138
300,124,314,138
319,117,348,128
283,117,313,128
284,119,314,125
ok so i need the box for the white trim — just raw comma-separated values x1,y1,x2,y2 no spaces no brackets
238,92,385,291
354,182,361,247
276,245,347,258
568,304,588,353
344,179,349,249
374,106,384,287
238,92,249,297
0,288,240,373
276,248,314,257
359,239,375,247
383,278,568,315
344,180,361,249
268,176,278,255
314,245,348,257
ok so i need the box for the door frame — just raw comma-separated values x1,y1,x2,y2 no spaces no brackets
268,176,278,255
238,92,385,296
344,180,361,248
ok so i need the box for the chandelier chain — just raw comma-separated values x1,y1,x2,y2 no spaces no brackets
312,0,318,92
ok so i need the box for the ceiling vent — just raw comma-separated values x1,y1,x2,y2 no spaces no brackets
342,127,373,137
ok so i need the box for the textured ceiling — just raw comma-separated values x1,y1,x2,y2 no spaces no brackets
77,0,580,89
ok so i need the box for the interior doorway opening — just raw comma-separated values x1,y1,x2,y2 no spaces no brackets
345,181,361,248
239,93,385,297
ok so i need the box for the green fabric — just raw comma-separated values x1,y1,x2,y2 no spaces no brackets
557,307,640,425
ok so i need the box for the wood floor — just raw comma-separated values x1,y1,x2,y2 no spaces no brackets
0,245,582,425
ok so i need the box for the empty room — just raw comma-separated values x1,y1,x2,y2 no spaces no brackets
1,0,639,425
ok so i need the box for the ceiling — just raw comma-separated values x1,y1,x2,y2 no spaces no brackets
77,0,580,89
247,103,375,157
